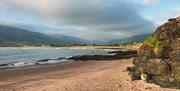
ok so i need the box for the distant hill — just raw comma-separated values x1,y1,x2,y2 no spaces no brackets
106,33,151,44
0,25,152,46
0,25,89,46
50,34,92,44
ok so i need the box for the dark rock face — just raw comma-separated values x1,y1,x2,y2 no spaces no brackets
69,50,137,61
127,16,180,89
157,45,173,58
138,45,156,58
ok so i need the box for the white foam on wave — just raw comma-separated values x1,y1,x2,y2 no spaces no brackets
38,59,72,64
0,59,73,70
121,49,130,51
11,62,36,67
13,62,26,66
65,56,73,59
68,47,94,50
0,61,36,69
103,49,117,52
37,60,58,65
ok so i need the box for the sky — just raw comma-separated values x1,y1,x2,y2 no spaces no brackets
0,0,180,41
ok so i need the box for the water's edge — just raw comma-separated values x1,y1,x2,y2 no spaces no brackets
0,48,137,70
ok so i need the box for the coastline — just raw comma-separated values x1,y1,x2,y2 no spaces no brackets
1,59,178,91
0,48,137,70
0,45,140,50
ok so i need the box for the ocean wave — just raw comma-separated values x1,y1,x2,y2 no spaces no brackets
0,59,73,70
68,47,95,50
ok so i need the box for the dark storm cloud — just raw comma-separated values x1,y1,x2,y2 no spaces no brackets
1,0,155,40
47,0,154,34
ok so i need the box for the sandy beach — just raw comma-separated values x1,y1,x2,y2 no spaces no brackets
0,59,179,91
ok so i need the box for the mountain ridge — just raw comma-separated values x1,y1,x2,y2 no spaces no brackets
0,25,89,46
106,33,151,44
0,25,152,46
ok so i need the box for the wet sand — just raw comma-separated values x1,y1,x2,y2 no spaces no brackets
0,59,179,91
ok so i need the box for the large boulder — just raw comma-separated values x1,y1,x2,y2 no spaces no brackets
171,40,180,50
145,59,171,76
127,16,180,88
170,50,180,62
157,45,173,59
133,56,149,65
138,45,156,58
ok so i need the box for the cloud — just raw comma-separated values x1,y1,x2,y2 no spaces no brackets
128,0,160,6
1,0,155,40
143,0,160,5
144,7,180,26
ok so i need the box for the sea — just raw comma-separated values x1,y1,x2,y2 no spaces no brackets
0,47,120,69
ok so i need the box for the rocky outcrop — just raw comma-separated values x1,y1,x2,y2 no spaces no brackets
69,50,137,60
127,16,180,88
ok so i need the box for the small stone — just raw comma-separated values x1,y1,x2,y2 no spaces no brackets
141,73,148,81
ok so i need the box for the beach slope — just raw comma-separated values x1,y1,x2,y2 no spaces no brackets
0,59,178,91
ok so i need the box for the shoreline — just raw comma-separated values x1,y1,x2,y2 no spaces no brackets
1,59,178,91
0,48,137,70
0,45,139,50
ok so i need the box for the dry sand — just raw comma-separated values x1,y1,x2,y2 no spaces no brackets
0,59,179,91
